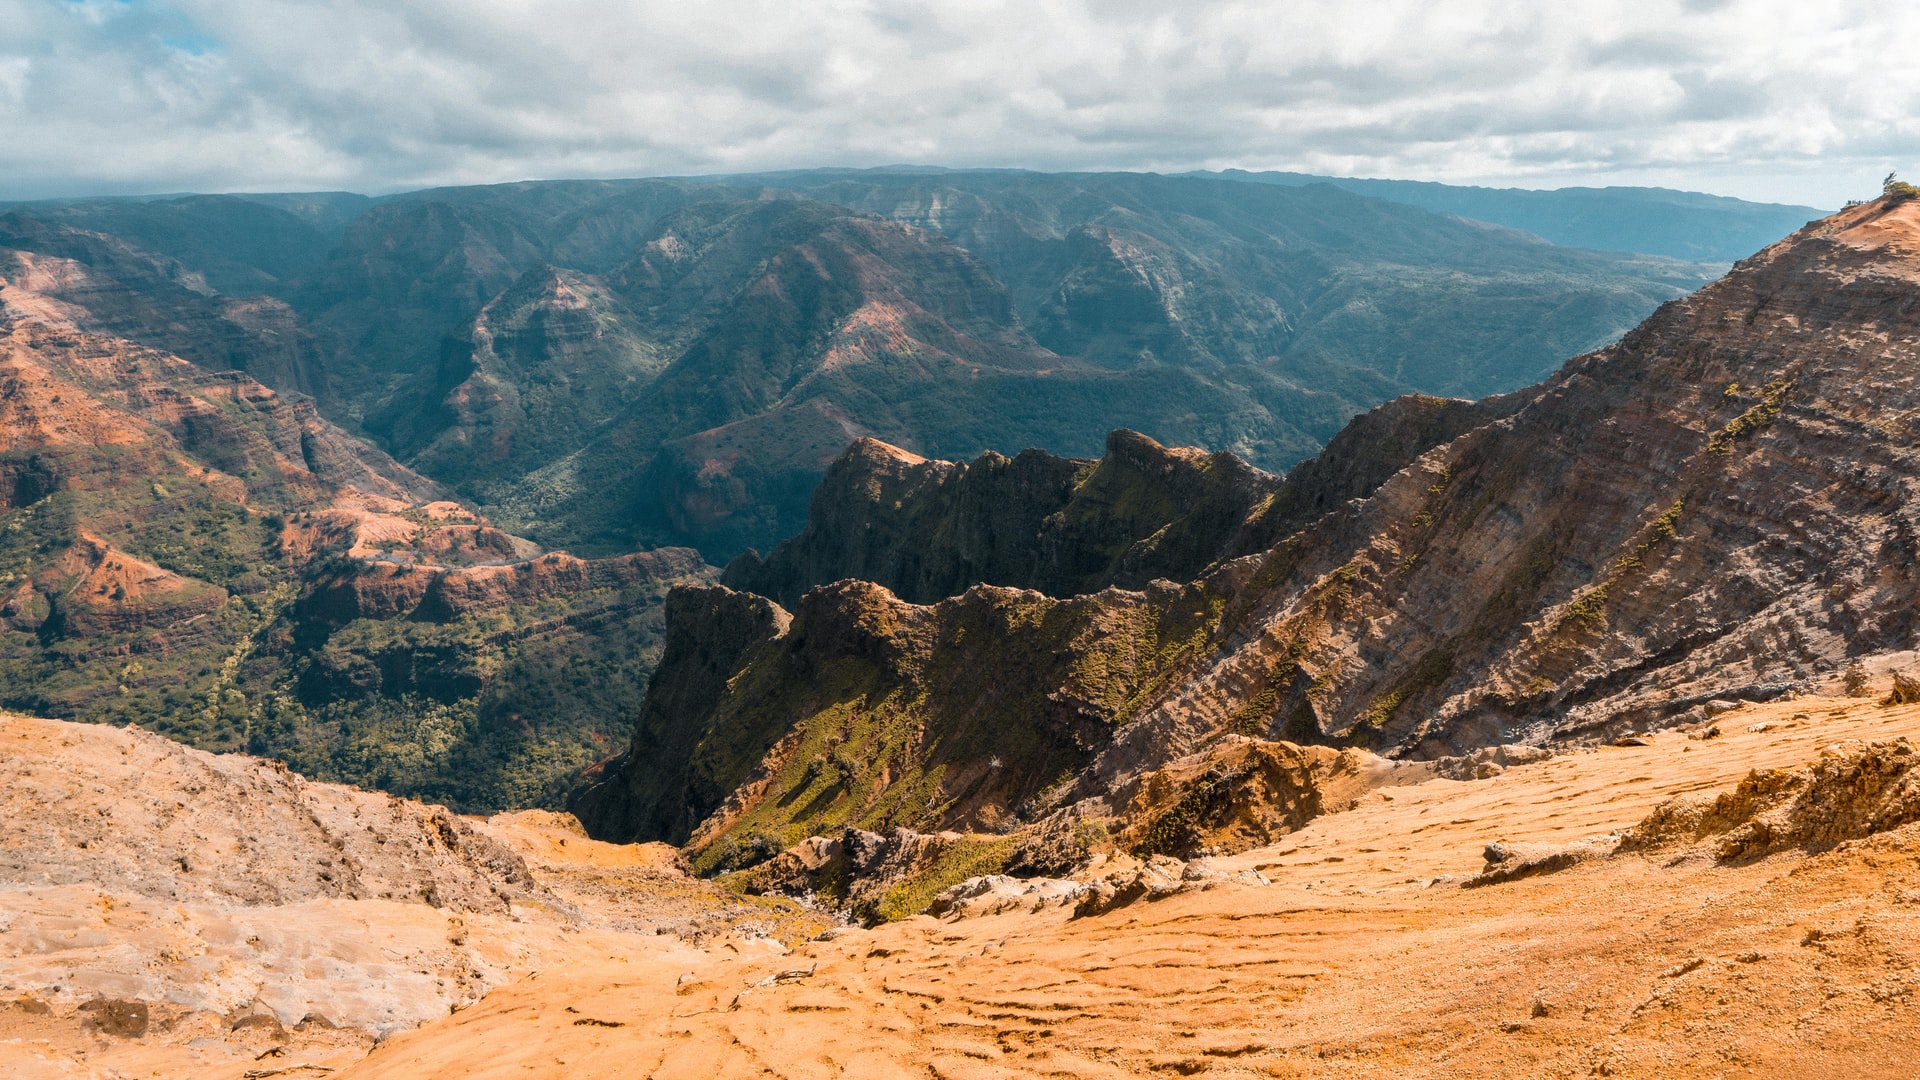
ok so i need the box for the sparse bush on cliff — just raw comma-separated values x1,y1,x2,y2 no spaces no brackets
1885,173,1919,202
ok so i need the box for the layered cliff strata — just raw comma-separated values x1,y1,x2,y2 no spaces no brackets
1105,193,1920,779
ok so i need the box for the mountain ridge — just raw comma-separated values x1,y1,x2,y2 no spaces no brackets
1186,168,1829,262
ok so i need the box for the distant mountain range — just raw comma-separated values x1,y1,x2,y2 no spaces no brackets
1186,170,1829,263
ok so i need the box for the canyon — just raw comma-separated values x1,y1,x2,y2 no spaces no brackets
9,179,1920,1079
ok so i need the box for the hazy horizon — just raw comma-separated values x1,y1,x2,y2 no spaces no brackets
3,1,1913,208
0,164,1843,212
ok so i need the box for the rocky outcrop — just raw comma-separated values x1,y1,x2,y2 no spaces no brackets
569,585,792,844
723,398,1537,610
1463,836,1614,888
1620,738,1920,861
1091,193,1920,786
1114,738,1420,858
724,429,1287,605
926,873,1088,919
738,825,976,920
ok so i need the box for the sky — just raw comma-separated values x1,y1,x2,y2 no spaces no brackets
2,0,1916,207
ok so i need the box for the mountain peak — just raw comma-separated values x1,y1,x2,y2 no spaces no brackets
842,436,928,468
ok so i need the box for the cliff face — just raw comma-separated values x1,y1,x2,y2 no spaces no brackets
723,396,1535,610
586,195,1920,868
568,585,793,844
580,389,1549,850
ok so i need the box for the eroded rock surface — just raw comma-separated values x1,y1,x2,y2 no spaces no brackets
0,713,828,1078
1621,737,1920,860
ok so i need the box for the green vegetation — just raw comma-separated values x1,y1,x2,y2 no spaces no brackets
1553,499,1685,637
0,419,688,813
1707,379,1790,454
0,450,286,748
870,835,1019,923
1135,765,1249,858
671,581,1230,871
1227,633,1317,738
1556,584,1611,633
251,578,681,811
1227,681,1282,738
1350,648,1455,741
1614,501,1684,573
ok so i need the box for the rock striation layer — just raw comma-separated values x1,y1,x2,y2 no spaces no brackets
1100,192,1920,779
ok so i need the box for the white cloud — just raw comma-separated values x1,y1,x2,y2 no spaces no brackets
0,55,28,104
0,0,1915,205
